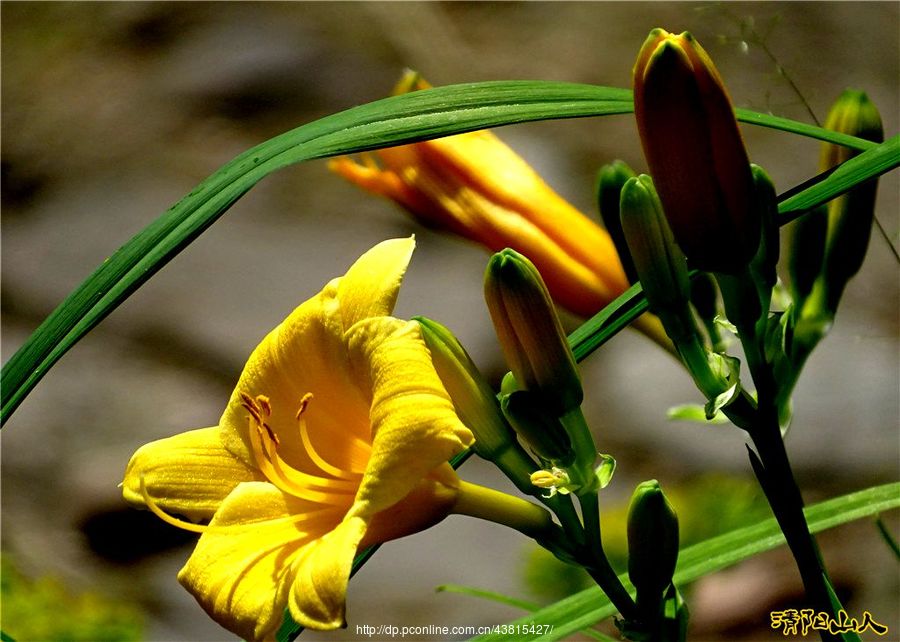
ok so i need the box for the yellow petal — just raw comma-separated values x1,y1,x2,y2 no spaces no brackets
288,515,368,630
122,427,260,522
178,482,345,641
345,317,474,516
216,239,416,469
286,467,459,631
361,463,460,547
337,236,415,330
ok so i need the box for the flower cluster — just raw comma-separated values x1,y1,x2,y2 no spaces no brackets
119,25,886,642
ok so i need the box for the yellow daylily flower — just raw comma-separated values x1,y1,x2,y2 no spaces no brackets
122,238,474,641
328,72,630,319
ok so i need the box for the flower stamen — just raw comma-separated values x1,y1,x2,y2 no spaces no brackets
140,475,207,533
140,473,345,537
297,394,366,481
243,392,358,504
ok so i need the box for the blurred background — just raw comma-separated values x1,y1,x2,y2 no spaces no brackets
2,2,897,641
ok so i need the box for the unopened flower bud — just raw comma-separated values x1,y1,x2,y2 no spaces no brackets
749,165,780,299
627,480,679,602
619,175,691,324
501,391,574,466
417,317,513,459
596,160,639,284
484,249,583,415
787,205,828,307
620,176,735,400
633,28,757,274
416,317,538,494
819,89,884,312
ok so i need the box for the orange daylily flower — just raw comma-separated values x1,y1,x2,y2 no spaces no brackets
329,72,631,320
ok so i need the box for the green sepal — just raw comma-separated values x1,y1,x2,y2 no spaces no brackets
704,383,739,420
714,316,738,335
667,403,731,425
707,352,741,391
662,584,690,642
595,454,617,489
500,371,519,396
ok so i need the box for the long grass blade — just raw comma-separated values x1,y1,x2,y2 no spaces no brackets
0,82,891,425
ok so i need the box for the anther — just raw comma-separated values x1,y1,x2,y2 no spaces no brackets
296,393,314,419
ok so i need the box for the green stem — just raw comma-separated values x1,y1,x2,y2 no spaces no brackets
578,490,639,622
559,407,599,491
543,493,586,547
717,267,840,642
453,480,555,539
748,410,838,642
739,318,839,642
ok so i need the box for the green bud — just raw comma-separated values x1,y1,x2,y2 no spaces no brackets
620,175,734,400
501,391,575,466
619,175,691,323
484,249,583,415
820,89,884,312
596,160,639,284
416,317,538,493
417,317,512,459
787,205,827,307
627,480,679,603
749,164,779,304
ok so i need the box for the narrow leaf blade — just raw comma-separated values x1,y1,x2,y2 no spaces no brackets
471,482,900,642
2,83,892,424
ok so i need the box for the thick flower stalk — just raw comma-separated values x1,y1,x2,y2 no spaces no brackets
633,29,758,274
122,238,476,641
328,72,632,320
